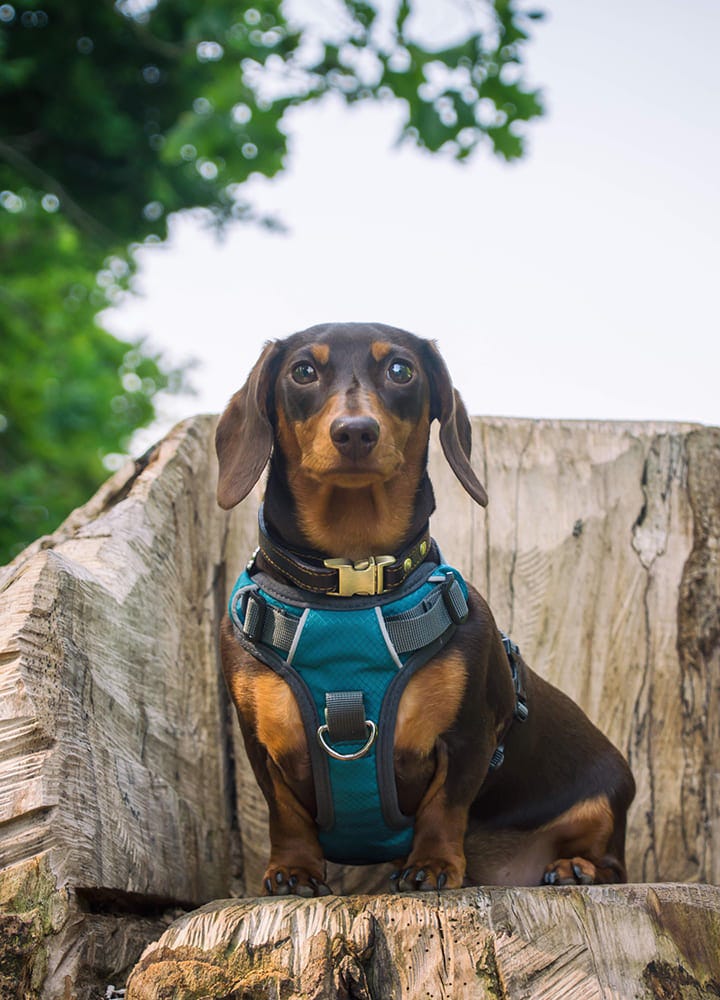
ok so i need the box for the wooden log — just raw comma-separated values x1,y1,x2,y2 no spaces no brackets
126,883,720,999
427,419,720,886
0,417,255,996
2,414,719,997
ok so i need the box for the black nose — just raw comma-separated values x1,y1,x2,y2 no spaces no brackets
330,416,380,460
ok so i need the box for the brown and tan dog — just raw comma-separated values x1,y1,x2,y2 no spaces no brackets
216,322,635,896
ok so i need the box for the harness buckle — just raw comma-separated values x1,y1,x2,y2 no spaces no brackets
440,571,469,625
324,555,395,596
242,591,266,642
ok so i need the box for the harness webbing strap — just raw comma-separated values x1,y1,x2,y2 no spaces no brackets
237,575,468,661
386,574,467,653
488,632,529,769
240,592,298,649
324,691,368,743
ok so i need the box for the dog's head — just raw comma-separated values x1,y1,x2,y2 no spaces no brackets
216,323,488,514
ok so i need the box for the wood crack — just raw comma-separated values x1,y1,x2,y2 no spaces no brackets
507,423,534,635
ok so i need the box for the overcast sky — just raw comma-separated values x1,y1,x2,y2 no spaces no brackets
104,0,720,454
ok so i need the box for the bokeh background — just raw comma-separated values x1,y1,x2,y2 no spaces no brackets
2,0,719,562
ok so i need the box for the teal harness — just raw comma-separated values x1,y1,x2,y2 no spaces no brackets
229,555,470,864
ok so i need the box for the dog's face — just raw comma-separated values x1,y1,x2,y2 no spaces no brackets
275,327,432,490
216,322,488,516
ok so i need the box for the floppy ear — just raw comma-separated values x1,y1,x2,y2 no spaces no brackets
424,341,488,507
215,340,281,510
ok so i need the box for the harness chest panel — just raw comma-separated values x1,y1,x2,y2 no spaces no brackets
229,561,469,865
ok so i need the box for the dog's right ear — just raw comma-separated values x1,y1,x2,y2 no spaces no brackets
215,340,282,510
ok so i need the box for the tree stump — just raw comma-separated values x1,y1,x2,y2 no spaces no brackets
1,415,719,998
0,417,254,996
126,884,720,1000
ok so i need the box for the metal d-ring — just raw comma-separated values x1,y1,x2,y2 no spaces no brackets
317,720,377,761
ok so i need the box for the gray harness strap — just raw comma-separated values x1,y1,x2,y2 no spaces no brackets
237,573,468,658
385,576,468,652
324,690,368,742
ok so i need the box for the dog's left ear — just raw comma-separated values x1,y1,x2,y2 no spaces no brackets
424,340,488,507
215,340,282,510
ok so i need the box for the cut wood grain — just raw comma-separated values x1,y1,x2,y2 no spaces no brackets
0,417,256,996
126,883,720,1000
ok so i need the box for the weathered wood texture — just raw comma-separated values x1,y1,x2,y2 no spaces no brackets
428,419,720,887
126,883,720,1000
1,415,719,998
0,417,239,900
0,417,256,996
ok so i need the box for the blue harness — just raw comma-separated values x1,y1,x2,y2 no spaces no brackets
229,556,470,864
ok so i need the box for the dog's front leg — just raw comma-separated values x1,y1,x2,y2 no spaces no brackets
391,647,501,891
239,709,331,897
393,739,471,890
221,623,331,897
261,755,331,897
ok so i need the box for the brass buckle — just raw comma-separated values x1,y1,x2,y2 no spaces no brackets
323,555,395,596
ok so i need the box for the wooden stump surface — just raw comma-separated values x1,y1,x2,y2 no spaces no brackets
126,883,720,1000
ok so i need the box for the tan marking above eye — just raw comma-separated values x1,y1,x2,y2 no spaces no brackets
371,341,393,362
310,343,330,366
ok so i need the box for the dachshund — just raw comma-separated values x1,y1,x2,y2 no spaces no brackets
215,322,635,896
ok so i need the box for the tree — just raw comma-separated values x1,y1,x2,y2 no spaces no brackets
0,0,543,562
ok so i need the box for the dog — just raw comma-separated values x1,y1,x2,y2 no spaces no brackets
216,322,635,896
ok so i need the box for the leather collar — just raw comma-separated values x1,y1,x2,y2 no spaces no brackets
255,507,433,596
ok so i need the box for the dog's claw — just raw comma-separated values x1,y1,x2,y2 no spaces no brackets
397,867,418,892
263,867,331,897
544,857,598,887
395,863,456,892
572,863,594,885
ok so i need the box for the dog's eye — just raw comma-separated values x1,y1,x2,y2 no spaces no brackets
387,359,414,385
291,361,318,385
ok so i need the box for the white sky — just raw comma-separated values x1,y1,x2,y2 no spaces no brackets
104,0,720,454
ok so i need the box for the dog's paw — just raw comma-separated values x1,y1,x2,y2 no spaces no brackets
263,866,332,898
390,860,463,892
542,857,597,886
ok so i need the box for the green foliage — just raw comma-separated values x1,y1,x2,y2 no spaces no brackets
0,0,543,563
0,195,186,559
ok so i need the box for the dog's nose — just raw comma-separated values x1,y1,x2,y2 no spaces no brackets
330,416,380,460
